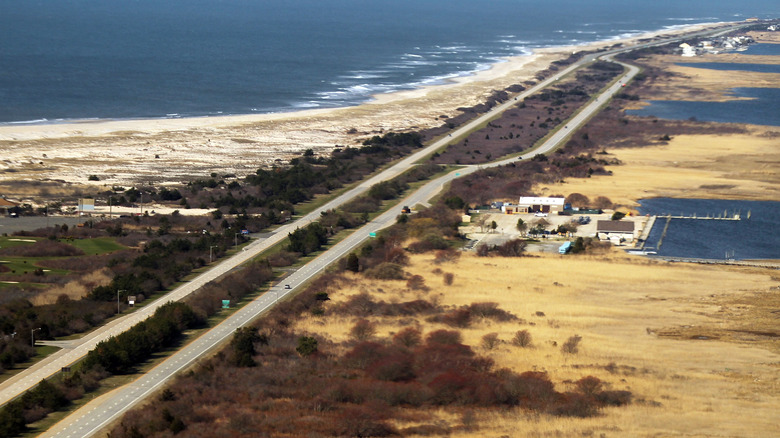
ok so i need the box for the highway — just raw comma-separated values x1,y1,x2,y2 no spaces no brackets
0,25,598,410
41,47,645,438
9,22,745,437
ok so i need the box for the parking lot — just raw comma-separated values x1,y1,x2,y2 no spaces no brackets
460,210,648,252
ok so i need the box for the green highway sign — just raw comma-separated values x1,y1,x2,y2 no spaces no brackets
369,232,376,237
222,300,230,309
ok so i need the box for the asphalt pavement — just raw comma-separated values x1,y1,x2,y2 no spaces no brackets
36,39,648,438
25,23,747,437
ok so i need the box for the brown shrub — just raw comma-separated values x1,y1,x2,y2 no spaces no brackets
350,319,377,341
597,390,632,406
367,352,416,382
565,193,590,208
593,196,613,209
562,335,583,354
512,330,533,348
481,333,500,350
266,250,298,267
337,405,398,437
393,327,422,348
575,375,603,397
406,274,427,291
468,302,517,322
433,308,472,328
433,248,460,264
344,341,387,370
553,392,599,417
383,246,409,265
425,329,463,346
494,238,527,257
507,371,558,409
443,272,454,285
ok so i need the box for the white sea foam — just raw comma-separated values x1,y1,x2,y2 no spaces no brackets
667,17,719,21
291,101,319,108
4,118,49,125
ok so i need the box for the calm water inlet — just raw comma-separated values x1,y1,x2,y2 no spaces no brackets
627,87,780,126
638,198,780,260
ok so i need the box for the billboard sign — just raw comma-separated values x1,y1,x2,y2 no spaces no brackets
78,199,95,211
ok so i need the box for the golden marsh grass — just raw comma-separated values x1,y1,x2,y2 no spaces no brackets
294,251,780,436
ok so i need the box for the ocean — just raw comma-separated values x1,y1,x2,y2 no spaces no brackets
0,0,778,124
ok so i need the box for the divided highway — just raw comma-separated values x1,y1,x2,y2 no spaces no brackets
1,28,602,410
42,51,644,438
3,22,743,437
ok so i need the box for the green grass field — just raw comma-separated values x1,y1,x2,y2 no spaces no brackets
61,237,125,255
0,236,125,289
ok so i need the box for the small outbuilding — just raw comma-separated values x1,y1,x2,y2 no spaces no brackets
596,220,635,245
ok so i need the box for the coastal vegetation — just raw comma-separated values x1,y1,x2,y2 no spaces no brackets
1,26,778,437
429,60,623,165
105,201,779,436
99,30,779,436
105,205,639,437
0,134,451,435
0,59,626,381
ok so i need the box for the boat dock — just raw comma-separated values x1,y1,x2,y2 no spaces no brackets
637,212,742,252
658,213,741,221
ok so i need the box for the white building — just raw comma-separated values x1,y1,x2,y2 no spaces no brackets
517,196,565,214
679,43,696,57
596,220,635,245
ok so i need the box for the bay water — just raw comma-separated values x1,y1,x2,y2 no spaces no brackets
638,198,779,260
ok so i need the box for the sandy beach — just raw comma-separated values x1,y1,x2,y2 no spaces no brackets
0,23,732,199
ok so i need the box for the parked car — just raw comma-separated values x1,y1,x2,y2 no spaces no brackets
534,212,548,217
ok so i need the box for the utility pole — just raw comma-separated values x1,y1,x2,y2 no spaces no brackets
117,289,126,314
31,327,41,348
210,246,217,263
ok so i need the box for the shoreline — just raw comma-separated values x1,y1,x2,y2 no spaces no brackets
0,21,731,142
0,21,739,192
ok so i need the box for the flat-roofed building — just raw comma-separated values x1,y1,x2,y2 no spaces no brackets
517,196,565,214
